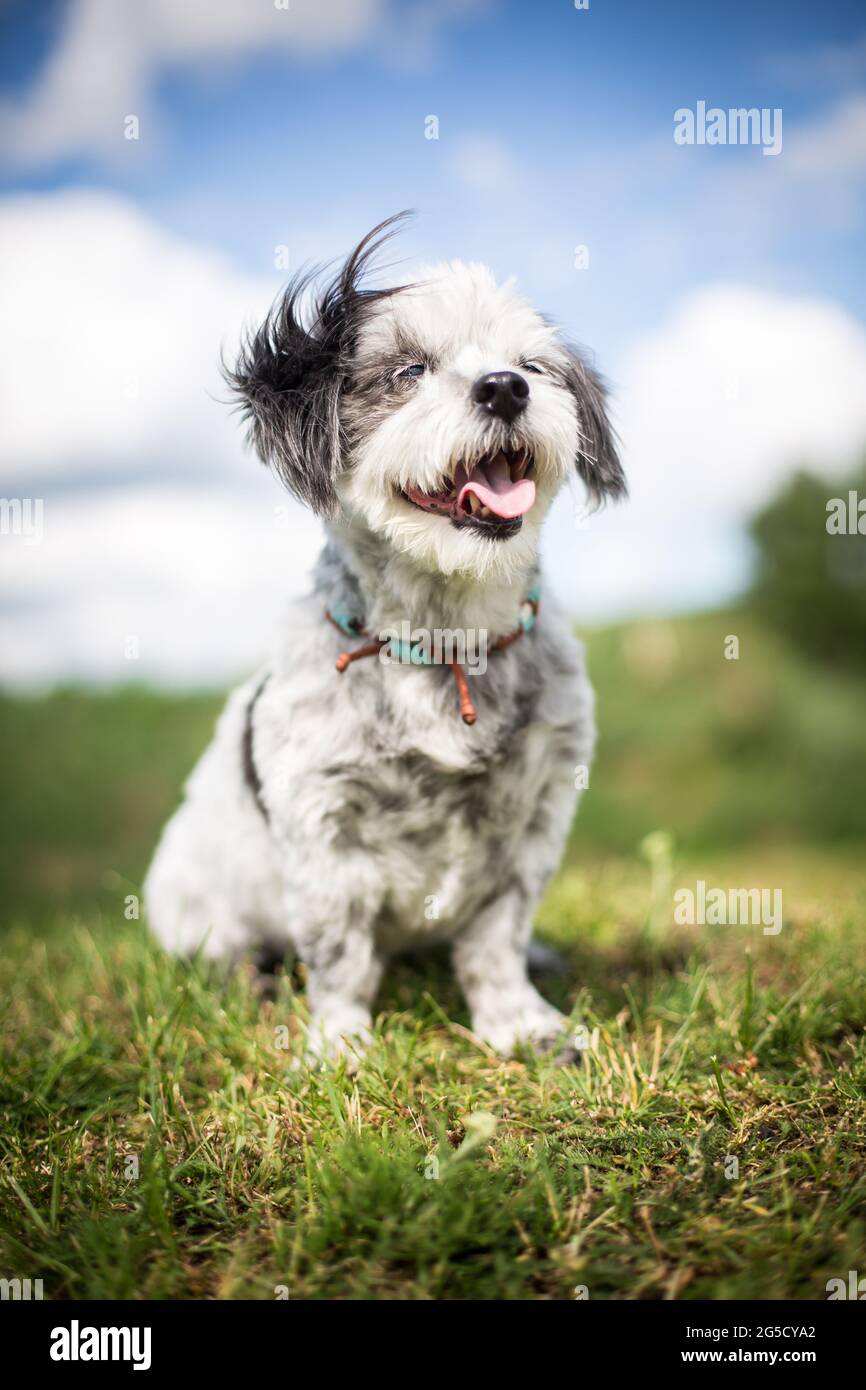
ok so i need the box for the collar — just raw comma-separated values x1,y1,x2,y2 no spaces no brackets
325,585,540,726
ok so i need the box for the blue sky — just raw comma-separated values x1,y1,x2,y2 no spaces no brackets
4,0,866,358
1,0,866,684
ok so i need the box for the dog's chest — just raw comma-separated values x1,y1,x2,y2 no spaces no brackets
260,613,587,943
321,713,565,940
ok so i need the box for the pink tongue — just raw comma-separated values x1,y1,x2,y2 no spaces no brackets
457,453,536,519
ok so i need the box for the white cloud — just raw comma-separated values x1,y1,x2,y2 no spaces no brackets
449,133,520,193
781,94,866,181
0,189,321,687
0,483,320,687
0,0,384,167
0,189,271,481
0,0,485,167
701,96,866,239
766,30,866,90
620,283,866,517
549,283,866,621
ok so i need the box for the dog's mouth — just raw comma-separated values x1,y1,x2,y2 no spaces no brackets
402,449,535,538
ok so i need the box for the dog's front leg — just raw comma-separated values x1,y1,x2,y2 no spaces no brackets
452,888,573,1057
287,860,384,1064
302,932,383,1064
273,832,386,1064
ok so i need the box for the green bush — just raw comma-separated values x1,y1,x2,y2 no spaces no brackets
749,462,866,670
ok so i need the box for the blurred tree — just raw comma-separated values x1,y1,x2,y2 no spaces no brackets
749,461,866,669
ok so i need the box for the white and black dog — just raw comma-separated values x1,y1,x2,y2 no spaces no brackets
145,215,625,1061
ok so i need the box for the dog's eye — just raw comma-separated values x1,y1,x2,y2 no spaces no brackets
396,363,426,381
521,361,544,375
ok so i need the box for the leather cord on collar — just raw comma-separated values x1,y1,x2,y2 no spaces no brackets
324,588,540,726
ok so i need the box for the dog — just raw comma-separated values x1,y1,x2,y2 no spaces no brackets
144,214,625,1061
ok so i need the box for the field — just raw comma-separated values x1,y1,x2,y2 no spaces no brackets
1,608,865,1300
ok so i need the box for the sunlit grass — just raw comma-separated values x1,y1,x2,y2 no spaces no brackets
1,851,864,1300
1,607,865,1298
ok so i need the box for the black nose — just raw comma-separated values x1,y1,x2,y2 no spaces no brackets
471,370,529,423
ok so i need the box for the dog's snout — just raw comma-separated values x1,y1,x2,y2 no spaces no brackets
470,370,529,424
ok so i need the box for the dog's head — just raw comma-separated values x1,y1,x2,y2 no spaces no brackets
228,215,625,580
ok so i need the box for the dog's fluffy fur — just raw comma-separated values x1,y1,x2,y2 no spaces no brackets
145,215,625,1060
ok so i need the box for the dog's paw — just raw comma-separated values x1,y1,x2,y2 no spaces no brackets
533,1031,584,1066
303,1005,373,1071
472,996,575,1061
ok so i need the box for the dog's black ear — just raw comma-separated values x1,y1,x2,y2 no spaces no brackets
564,348,626,505
225,213,411,515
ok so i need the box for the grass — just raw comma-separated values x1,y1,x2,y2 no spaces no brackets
1,607,865,1300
